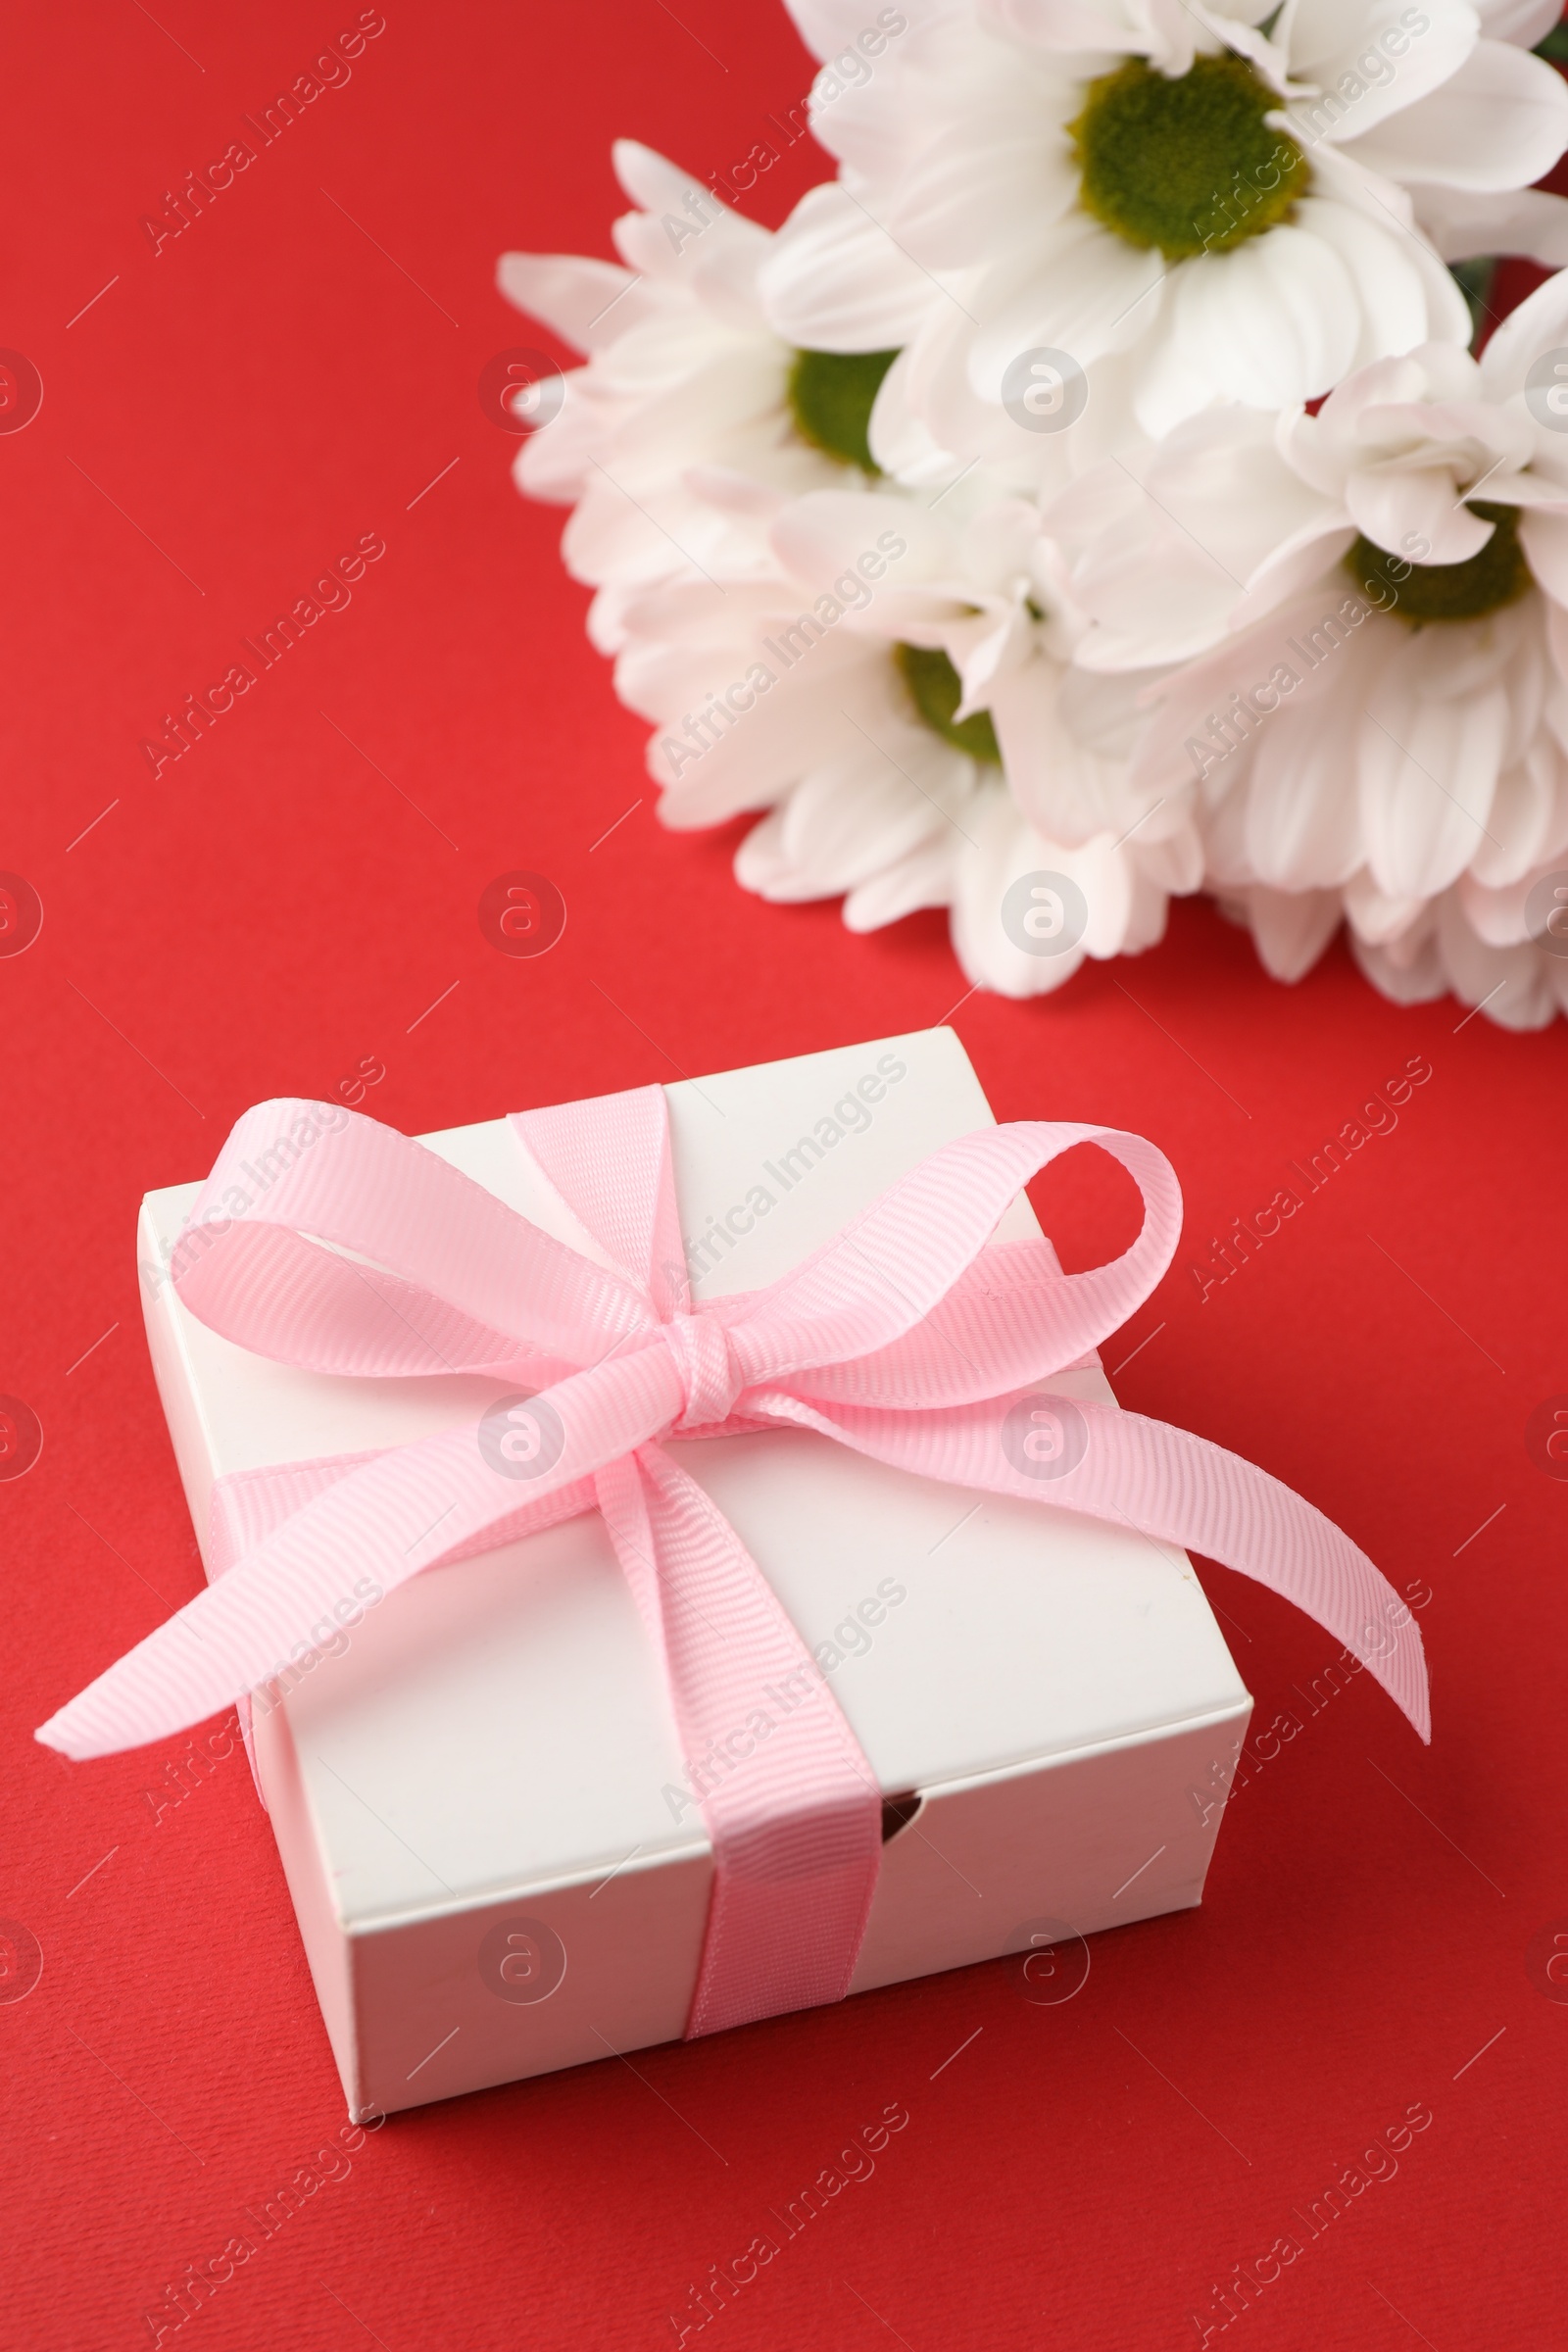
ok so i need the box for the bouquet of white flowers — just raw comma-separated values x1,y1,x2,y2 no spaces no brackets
500,0,1568,1027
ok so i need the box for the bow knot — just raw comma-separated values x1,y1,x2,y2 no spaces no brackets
662,1309,745,1433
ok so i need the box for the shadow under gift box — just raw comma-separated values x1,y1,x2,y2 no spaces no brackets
136,1027,1250,2117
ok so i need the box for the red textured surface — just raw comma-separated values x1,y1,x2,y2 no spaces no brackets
3,7,1566,2348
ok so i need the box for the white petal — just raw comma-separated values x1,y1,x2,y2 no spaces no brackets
953,603,1033,713
596,348,793,478
1358,632,1510,895
1116,854,1174,954
1479,262,1568,400
1289,365,1413,486
1437,889,1558,1021
780,0,891,60
1343,390,1534,485
1125,592,1328,801
1344,867,1437,945
1241,883,1346,978
562,480,700,590
1473,749,1560,885
648,632,899,820
982,0,1154,57
1414,183,1568,263
902,293,1125,476
1286,197,1462,371
1200,761,1258,885
735,735,963,900
681,465,792,520
950,794,1092,995
1043,455,1148,548
865,345,958,482
1057,662,1165,762
992,660,1144,843
1071,479,1241,662
1072,517,1242,665
1471,0,1560,45
1519,510,1568,605
801,7,992,180
1345,464,1496,561
1458,864,1532,940
510,376,599,504
1143,406,1325,573
1076,414,1336,660
497,253,662,352
1125,328,1230,440
757,180,943,352
612,142,766,255
1348,913,1448,1000
1130,814,1205,894
845,835,962,929
1237,518,1360,617
1458,792,1568,927
969,220,1166,388
1298,144,1477,341
771,486,948,589
885,90,1077,267
1497,610,1549,772
1343,39,1568,190
1243,658,1375,885
1165,224,1361,411
612,204,766,289
1287,0,1479,145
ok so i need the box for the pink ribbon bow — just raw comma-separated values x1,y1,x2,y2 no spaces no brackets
38,1086,1428,2038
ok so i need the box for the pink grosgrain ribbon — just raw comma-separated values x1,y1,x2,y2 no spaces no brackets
38,1086,1429,2037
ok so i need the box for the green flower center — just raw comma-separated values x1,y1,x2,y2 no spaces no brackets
895,643,1001,762
1069,55,1308,262
1345,504,1533,625
788,348,900,473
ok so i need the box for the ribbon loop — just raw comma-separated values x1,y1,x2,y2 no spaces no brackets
723,1123,1183,1392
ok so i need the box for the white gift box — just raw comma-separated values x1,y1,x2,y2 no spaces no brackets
137,1028,1251,2117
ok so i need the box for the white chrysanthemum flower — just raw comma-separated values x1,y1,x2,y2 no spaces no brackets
499,140,936,648
1081,271,1568,1024
612,480,1200,993
763,0,1568,449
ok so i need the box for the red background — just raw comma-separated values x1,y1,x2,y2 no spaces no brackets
3,6,1565,2346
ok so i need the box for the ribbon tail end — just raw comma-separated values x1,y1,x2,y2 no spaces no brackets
35,1708,98,1762
33,1676,213,1762
1366,1627,1431,1744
